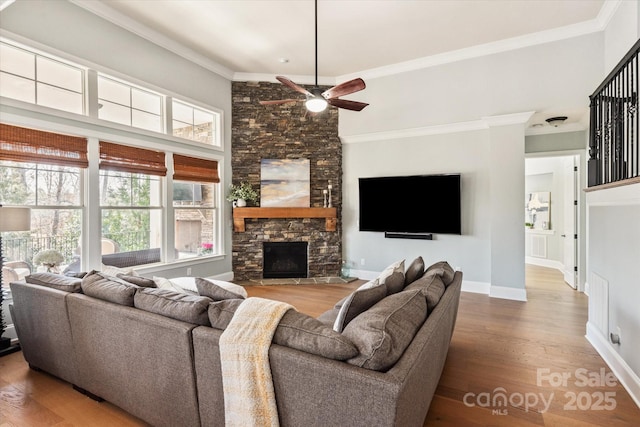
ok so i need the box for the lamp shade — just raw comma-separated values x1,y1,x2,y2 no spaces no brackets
0,207,31,232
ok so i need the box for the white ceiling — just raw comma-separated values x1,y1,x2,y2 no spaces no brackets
73,0,608,83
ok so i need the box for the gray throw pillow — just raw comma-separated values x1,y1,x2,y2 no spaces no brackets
81,270,140,306
196,277,246,300
332,282,387,333
404,273,446,312
404,256,425,286
317,307,339,326
208,299,358,360
343,288,428,371
117,274,157,288
385,271,405,295
425,261,455,286
25,272,83,293
134,288,211,326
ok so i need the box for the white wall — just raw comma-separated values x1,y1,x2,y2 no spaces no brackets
0,0,233,279
604,0,639,73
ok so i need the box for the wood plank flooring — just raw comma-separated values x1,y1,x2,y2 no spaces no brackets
0,265,638,426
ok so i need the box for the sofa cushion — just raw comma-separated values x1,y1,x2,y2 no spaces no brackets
317,307,339,326
332,281,387,333
343,288,428,371
25,272,83,293
81,270,140,306
384,271,405,295
196,277,247,300
425,261,456,286
117,274,157,288
208,299,358,360
134,288,211,326
404,273,446,312
404,256,425,286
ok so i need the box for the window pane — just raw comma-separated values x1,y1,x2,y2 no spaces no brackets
0,72,35,103
132,88,161,115
175,208,216,258
36,56,82,92
98,76,130,106
173,181,215,207
37,83,84,115
102,209,162,265
0,161,35,205
0,161,81,207
132,109,162,132
172,100,192,123
99,100,131,126
172,120,193,140
100,171,161,207
0,43,35,79
192,120,213,144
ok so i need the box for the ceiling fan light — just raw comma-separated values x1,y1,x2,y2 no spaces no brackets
305,97,328,112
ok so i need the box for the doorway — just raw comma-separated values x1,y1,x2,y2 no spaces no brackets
525,154,579,289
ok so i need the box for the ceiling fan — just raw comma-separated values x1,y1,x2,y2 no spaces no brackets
259,0,368,113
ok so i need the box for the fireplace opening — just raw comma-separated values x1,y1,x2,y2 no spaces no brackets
263,242,308,278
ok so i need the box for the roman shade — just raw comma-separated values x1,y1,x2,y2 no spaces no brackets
99,141,166,176
173,154,219,183
0,123,88,168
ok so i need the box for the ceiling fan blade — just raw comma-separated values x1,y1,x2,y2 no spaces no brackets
259,99,300,105
276,76,313,97
327,98,369,111
322,78,366,100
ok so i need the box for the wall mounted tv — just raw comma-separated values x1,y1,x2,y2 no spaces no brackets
358,174,461,235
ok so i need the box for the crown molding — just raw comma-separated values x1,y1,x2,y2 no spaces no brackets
340,119,488,144
482,112,536,127
69,0,235,80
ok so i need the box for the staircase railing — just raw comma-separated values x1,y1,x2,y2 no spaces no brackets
588,39,640,187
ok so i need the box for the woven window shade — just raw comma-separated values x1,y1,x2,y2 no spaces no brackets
100,141,167,176
0,123,88,168
173,154,219,183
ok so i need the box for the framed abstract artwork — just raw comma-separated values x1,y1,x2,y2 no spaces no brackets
260,159,310,207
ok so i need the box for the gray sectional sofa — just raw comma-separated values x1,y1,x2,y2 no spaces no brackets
9,258,462,427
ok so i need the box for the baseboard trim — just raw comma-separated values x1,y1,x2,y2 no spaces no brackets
525,257,564,272
586,321,640,409
461,280,491,294
215,271,235,282
489,285,528,301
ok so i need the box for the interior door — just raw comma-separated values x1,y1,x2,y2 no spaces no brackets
562,156,577,288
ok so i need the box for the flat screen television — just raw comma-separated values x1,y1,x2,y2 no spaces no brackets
358,174,461,234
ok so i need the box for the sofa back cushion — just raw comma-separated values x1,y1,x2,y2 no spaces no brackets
134,288,211,326
425,261,456,286
26,272,82,293
117,274,157,288
404,273,446,312
342,288,428,371
81,271,140,306
208,299,358,360
196,277,247,300
404,256,425,286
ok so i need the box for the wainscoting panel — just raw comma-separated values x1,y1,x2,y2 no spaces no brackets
588,272,609,336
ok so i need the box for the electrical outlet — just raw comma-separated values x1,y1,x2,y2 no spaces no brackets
360,258,365,266
187,267,192,276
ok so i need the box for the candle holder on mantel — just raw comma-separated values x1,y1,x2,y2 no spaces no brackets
327,181,333,208
323,189,328,208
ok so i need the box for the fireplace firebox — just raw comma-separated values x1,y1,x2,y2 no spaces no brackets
263,242,308,278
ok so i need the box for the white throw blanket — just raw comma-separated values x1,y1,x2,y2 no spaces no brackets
219,297,293,427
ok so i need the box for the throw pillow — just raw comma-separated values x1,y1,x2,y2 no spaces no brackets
384,271,405,295
81,270,140,306
424,261,456,286
404,273,446,312
195,277,247,300
117,274,157,288
317,307,340,326
332,281,387,333
208,299,358,360
404,256,425,286
343,288,428,371
25,272,83,293
377,259,405,285
167,276,199,293
153,276,194,294
134,288,211,326
101,264,138,277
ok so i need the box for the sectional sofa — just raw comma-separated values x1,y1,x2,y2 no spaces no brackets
9,258,462,427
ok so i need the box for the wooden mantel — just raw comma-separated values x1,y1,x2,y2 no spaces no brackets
232,207,337,232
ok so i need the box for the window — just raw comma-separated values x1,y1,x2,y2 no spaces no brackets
172,99,220,146
98,75,163,133
0,41,84,115
173,154,220,259
0,123,86,271
100,142,165,267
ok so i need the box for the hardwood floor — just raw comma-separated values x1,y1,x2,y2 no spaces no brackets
1,265,638,426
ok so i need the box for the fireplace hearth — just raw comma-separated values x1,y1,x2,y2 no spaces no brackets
263,242,308,278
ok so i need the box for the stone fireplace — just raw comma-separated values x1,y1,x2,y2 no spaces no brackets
231,81,342,280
